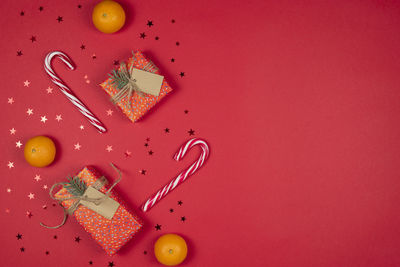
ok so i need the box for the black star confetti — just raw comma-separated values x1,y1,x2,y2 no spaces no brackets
188,129,195,136
144,143,149,147
176,41,180,46
155,224,162,231
53,235,57,239
148,150,154,155
164,128,170,133
26,211,33,218
171,19,175,23
147,20,154,27
57,16,63,23
155,36,159,40
20,247,25,252
140,169,146,175
45,251,50,255
16,233,22,240
140,32,146,39
146,138,150,142
39,6,43,11
92,54,97,59
171,58,175,63
184,110,189,114
170,208,174,213
144,251,147,255
30,36,36,42
75,236,81,243
20,11,25,16
178,200,183,206
181,216,186,222
78,4,82,9
80,44,85,50
17,51,23,56
89,261,93,265
180,72,185,77
108,262,115,267
113,60,119,65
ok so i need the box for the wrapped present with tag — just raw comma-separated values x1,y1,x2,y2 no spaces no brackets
41,165,143,256
100,51,173,122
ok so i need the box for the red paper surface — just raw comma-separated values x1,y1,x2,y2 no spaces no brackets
1,0,400,266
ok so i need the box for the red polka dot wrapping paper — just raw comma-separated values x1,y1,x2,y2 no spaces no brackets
54,166,143,256
2,0,400,266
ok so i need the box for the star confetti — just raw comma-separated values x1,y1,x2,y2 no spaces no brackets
113,60,120,65
171,58,175,63
28,193,35,200
181,216,186,222
106,145,113,152
184,110,189,114
140,32,146,39
16,233,22,240
106,109,113,116
148,150,154,155
57,16,63,23
26,211,33,218
140,169,146,175
40,116,48,123
164,128,170,133
6,188,12,193
147,20,154,27
170,208,174,213
179,72,185,77
155,36,159,40
26,108,33,115
42,205,47,209
39,6,43,11
46,87,53,93
176,41,180,46
43,185,48,190
178,200,183,206
188,129,195,135
20,247,25,252
108,262,115,267
79,125,84,130
155,224,162,231
144,142,149,147
75,236,81,243
20,11,25,16
7,161,14,169
80,44,85,50
74,143,82,150
45,251,50,255
8,97,14,104
17,51,23,56
9,128,16,135
23,80,30,87
125,150,132,157
92,54,96,59
16,141,22,148
55,114,62,121
34,175,41,182
30,36,36,42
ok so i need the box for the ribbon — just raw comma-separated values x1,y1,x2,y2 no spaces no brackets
109,52,158,105
40,163,122,229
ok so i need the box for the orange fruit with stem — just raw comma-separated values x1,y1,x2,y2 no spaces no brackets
24,136,56,167
92,0,126,34
154,234,188,266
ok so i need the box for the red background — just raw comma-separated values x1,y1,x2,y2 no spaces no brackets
1,0,400,266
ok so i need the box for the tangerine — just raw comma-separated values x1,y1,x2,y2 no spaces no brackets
92,0,126,34
154,234,188,266
24,136,56,167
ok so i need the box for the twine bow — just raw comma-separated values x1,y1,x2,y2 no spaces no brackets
40,163,122,229
109,52,158,106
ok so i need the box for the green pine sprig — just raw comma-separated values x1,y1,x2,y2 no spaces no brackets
63,176,87,196
108,63,131,90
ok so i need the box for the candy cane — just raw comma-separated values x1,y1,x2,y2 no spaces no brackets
142,138,210,212
44,51,107,133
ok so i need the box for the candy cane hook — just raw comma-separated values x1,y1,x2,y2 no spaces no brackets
142,138,210,212
44,51,107,133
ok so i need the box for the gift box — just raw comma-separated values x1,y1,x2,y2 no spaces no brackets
100,51,173,122
54,166,143,256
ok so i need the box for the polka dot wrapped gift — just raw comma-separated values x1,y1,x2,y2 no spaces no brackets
100,51,173,122
53,166,143,256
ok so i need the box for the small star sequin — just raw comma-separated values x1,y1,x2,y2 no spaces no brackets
164,128,170,133
55,114,62,121
46,87,53,93
8,97,14,104
188,129,195,135
140,32,146,39
7,161,14,169
143,251,147,255
6,188,12,193
92,54,97,59
155,36,159,40
176,41,180,46
171,58,175,63
178,200,183,206
144,143,149,147
140,169,146,175
34,175,41,182
179,72,185,77
20,11,25,16
40,116,48,123
45,251,50,255
39,6,44,11
42,205,47,209
53,235,57,239
148,150,154,155
16,233,22,240
16,141,22,148
155,224,162,231
147,20,154,27
23,80,30,87
184,110,189,114
78,4,82,9
10,128,16,135
74,143,81,150
169,208,174,213
26,211,33,218
30,36,37,42
28,193,35,200
125,150,132,157
43,185,48,190
106,145,113,152
57,16,63,23
89,261,93,265
79,125,84,130
108,262,115,267
17,51,23,56
75,236,81,243
20,247,25,252
171,19,175,23
27,108,33,115
146,138,150,142
181,216,186,222
106,109,113,116
113,60,119,65
80,44,85,50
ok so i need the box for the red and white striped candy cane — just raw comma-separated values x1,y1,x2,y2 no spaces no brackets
142,138,210,212
44,51,107,133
